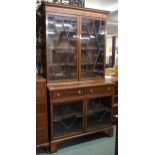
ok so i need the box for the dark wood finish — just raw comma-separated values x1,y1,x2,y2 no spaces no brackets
36,76,49,148
50,142,57,153
51,126,113,143
105,76,118,123
47,79,114,152
86,86,114,96
38,2,114,152
51,88,85,99
39,2,109,82
47,79,114,90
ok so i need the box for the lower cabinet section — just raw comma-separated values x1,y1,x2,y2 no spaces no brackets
48,80,114,153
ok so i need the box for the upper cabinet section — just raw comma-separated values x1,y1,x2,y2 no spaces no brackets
41,2,109,82
81,18,105,78
47,14,78,81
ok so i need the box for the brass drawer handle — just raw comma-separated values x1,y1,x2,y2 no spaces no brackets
90,88,93,93
78,90,81,95
57,92,60,97
107,87,111,91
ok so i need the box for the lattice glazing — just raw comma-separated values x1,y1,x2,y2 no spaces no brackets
81,18,105,78
47,15,77,80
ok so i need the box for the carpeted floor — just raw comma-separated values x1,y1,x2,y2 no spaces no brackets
37,125,116,155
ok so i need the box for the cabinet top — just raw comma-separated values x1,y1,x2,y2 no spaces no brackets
47,79,114,91
40,2,110,19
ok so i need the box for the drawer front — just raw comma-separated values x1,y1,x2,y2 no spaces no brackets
51,88,85,100
86,85,114,96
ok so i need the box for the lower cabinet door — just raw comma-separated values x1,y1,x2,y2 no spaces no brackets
52,100,83,138
86,96,112,131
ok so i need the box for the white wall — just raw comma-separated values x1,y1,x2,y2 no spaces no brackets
115,36,118,64
85,0,118,11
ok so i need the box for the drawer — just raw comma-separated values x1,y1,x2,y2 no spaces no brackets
51,88,85,100
86,85,114,96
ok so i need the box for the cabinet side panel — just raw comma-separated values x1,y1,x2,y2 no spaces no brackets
36,78,49,146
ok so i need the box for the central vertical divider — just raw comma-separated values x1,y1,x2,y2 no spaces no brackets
103,21,107,78
77,16,81,81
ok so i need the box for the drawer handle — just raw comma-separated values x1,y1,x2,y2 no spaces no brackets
107,87,111,91
90,88,93,93
57,92,60,97
78,90,81,95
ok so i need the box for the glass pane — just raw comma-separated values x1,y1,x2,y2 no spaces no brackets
81,18,105,78
47,15,77,80
87,97,112,130
53,101,83,137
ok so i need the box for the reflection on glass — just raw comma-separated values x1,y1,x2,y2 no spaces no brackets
53,101,83,137
81,18,105,78
87,97,112,129
47,15,77,80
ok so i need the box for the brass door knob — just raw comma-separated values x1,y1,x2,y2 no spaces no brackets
57,92,60,97
90,88,93,93
107,87,111,91
78,90,81,95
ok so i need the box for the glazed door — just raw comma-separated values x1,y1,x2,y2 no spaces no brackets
46,14,78,81
86,96,112,131
51,100,84,138
80,18,105,78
